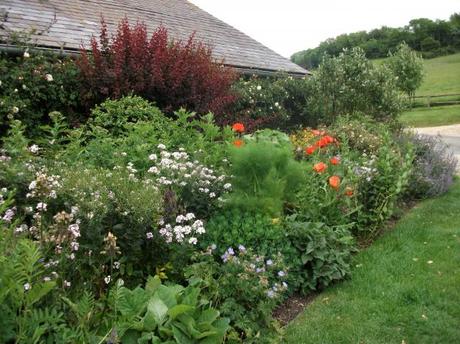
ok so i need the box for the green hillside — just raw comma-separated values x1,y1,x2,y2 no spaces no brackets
400,53,460,127
416,53,460,96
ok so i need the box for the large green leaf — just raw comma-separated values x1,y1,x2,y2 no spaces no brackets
148,296,169,325
118,287,148,319
142,308,157,332
199,318,230,344
197,309,220,325
156,285,178,308
171,325,194,344
181,287,200,306
167,304,194,320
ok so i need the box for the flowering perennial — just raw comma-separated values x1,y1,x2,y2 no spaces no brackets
156,212,205,244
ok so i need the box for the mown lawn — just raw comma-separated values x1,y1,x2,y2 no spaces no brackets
284,180,460,344
400,104,460,127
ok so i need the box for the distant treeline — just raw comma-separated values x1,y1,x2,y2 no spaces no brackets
292,13,460,69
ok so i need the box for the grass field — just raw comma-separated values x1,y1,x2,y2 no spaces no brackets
284,180,460,344
400,104,460,127
416,53,460,96
399,53,460,127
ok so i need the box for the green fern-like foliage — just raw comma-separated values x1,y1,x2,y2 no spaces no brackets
226,140,304,216
0,212,58,343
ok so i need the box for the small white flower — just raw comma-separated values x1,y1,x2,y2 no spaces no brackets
149,153,157,161
12,106,19,113
148,166,159,174
113,261,120,269
45,74,53,82
23,51,30,58
104,275,111,284
257,85,262,90
64,280,71,288
176,215,186,223
28,144,40,154
24,282,31,291
223,183,232,190
43,277,51,282
70,241,79,251
157,144,166,150
36,202,47,212
146,232,153,239
185,213,195,221
188,237,198,245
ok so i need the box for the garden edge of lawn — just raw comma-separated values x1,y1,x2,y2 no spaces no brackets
400,104,460,128
282,179,460,344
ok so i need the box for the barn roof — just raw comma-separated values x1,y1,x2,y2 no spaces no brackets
0,0,308,76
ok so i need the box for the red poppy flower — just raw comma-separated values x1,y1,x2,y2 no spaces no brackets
232,123,245,133
233,139,244,147
345,187,354,196
330,156,340,165
323,135,335,144
313,162,327,173
329,175,341,189
316,138,327,148
305,146,316,155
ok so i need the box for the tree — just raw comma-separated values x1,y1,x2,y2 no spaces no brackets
310,48,403,122
384,43,424,98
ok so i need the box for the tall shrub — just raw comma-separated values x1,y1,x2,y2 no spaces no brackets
310,48,403,123
384,43,424,98
77,18,237,116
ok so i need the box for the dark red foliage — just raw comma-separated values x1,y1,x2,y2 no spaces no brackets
77,18,238,116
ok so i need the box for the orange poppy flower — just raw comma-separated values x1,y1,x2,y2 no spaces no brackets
313,162,327,173
305,146,316,155
232,123,245,133
330,156,340,165
233,139,244,147
345,187,354,196
329,175,341,189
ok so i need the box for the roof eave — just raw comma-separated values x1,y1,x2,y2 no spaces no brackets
0,43,310,77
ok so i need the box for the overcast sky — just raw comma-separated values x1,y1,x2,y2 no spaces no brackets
189,0,459,58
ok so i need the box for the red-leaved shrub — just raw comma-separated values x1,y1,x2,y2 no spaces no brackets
77,18,238,116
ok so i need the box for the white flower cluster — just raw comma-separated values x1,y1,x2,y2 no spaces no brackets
2,207,16,223
154,212,205,244
148,144,229,199
353,156,378,182
27,171,61,199
28,144,40,154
